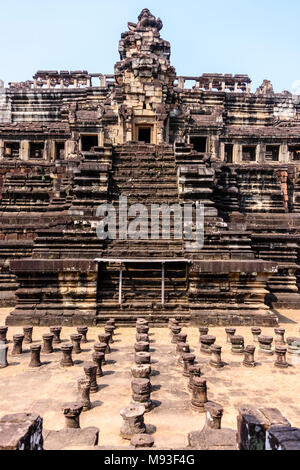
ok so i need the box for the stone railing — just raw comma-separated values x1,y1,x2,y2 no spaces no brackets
8,72,115,90
175,73,252,93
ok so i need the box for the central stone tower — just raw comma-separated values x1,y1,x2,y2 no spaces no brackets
112,8,177,144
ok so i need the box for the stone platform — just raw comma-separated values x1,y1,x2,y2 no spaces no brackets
0,308,299,450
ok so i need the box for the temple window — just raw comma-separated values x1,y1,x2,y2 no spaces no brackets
265,145,279,162
225,144,233,163
29,142,44,159
190,136,207,153
4,142,20,158
55,141,65,159
242,145,256,162
288,145,300,161
81,134,98,151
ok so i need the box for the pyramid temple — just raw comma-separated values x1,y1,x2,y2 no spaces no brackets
1,8,300,327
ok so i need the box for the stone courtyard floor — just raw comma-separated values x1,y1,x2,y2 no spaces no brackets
0,308,299,450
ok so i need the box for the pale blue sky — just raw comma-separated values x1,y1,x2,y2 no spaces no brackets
1,0,299,92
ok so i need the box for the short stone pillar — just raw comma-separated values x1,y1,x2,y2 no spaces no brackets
204,402,223,430
131,364,152,379
230,335,244,354
137,318,149,326
98,333,111,354
50,326,62,344
258,335,273,355
0,326,8,344
77,326,88,343
77,378,91,412
136,333,150,343
0,344,8,368
171,326,181,344
42,334,54,354
169,319,179,333
182,353,196,377
94,342,107,365
120,404,146,439
131,433,154,448
274,346,288,369
105,325,115,343
135,342,150,353
135,352,151,365
225,328,236,344
70,334,82,354
188,365,201,392
251,327,262,343
131,378,152,412
11,334,24,356
274,328,285,346
177,333,187,344
106,319,116,328
191,377,208,412
83,363,98,393
29,344,42,368
60,344,74,367
23,327,33,344
177,343,190,365
243,345,256,367
200,335,216,354
92,352,104,377
210,345,223,368
62,403,83,429
286,337,300,357
136,325,149,335
198,327,209,340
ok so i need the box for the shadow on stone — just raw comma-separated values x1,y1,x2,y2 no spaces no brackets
145,424,156,434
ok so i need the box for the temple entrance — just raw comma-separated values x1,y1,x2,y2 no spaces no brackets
137,126,152,143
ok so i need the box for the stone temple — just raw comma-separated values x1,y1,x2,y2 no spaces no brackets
1,8,300,327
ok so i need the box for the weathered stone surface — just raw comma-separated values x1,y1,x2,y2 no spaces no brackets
266,426,300,450
131,433,154,448
43,427,99,450
237,405,291,450
188,427,237,450
0,413,43,450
